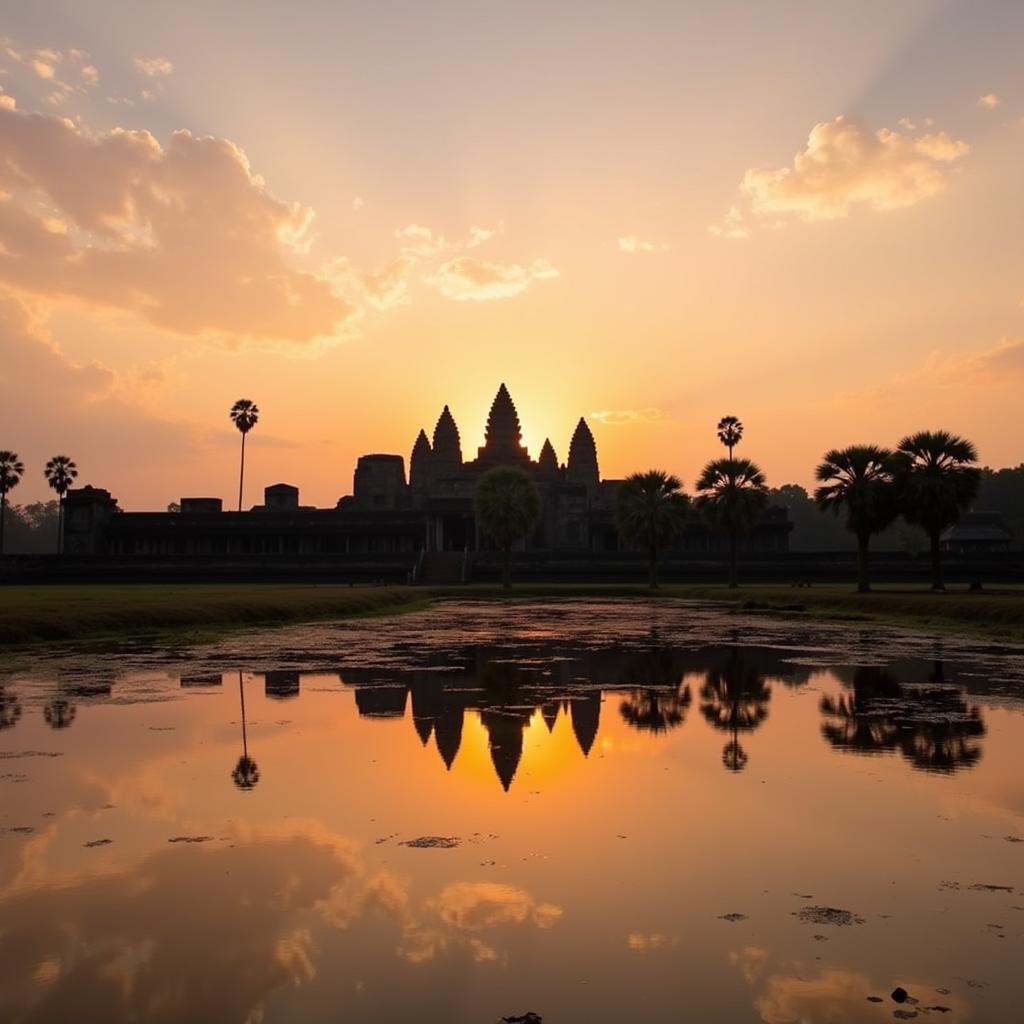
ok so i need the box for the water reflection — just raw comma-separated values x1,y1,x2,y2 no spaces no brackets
232,671,260,791
820,663,986,773
699,651,772,772
0,685,20,730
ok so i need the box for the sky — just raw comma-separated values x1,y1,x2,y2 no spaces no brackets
1,0,1022,509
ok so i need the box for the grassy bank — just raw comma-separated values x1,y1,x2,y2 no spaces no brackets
0,581,1022,648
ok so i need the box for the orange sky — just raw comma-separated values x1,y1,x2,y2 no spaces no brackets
1,2,1022,509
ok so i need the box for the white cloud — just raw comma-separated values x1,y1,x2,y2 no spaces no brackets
134,56,173,78
707,204,750,240
719,115,969,231
352,196,364,211
590,408,664,425
617,235,665,253
978,93,1000,110
427,256,558,301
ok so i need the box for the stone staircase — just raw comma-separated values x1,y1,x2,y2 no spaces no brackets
417,551,465,585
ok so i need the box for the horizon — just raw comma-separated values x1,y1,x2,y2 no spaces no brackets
2,1,1023,509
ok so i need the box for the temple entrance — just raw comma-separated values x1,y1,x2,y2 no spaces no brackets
440,514,471,551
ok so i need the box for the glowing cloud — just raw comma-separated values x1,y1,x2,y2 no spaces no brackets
725,115,969,227
0,105,352,342
427,256,558,301
134,56,174,77
590,408,664,425
617,235,666,253
978,93,1000,109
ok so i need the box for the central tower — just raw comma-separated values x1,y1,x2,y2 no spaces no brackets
476,383,531,467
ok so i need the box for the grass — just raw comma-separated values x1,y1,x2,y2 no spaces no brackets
0,581,1022,648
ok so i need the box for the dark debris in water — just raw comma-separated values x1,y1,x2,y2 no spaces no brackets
500,1015,542,1024
793,906,865,926
167,835,214,844
400,836,460,849
84,838,113,848
717,912,748,922
968,883,1014,893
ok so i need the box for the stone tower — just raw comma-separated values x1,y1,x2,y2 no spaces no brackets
477,383,530,466
537,438,560,479
410,429,432,501
567,417,599,497
431,405,463,479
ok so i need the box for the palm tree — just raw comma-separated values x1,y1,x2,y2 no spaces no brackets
614,470,689,588
43,455,78,554
229,399,259,512
695,458,768,588
232,671,260,790
474,466,541,589
814,445,896,593
716,416,744,458
891,430,980,591
0,450,25,556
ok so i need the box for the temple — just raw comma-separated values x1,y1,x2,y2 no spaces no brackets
60,383,792,577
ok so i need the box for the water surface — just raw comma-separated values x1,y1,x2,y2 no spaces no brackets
2,600,1023,1023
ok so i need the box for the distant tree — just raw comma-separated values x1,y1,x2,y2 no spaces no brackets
474,466,541,589
977,464,1024,549
716,416,744,458
814,445,896,593
0,450,25,556
229,399,259,512
43,455,78,554
620,684,692,733
614,470,689,588
167,501,181,513
892,431,980,591
695,458,769,588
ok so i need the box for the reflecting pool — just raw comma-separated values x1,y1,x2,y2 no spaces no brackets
1,600,1023,1023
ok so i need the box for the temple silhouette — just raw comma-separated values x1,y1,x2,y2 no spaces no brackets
61,383,791,573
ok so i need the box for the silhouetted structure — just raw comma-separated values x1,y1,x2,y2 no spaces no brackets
61,384,792,567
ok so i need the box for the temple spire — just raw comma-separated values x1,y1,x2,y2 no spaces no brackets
410,429,431,499
537,438,559,478
477,383,530,465
567,416,599,496
431,405,463,477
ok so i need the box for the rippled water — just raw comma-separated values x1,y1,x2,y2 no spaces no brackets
1,600,1023,1023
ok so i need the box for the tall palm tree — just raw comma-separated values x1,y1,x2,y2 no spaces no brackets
229,399,259,512
43,455,78,554
891,430,980,591
0,450,25,556
614,470,689,588
474,466,541,589
716,416,744,458
814,445,896,593
695,458,768,588
232,671,260,790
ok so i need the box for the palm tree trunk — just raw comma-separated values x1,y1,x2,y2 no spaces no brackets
0,493,6,556
728,530,738,588
238,431,247,512
57,497,63,555
503,544,511,589
239,671,248,759
929,528,944,592
856,532,871,593
649,544,658,589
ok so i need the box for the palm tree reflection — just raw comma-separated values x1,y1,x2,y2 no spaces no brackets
699,650,771,772
43,686,76,730
820,664,985,773
232,671,260,791
0,686,21,731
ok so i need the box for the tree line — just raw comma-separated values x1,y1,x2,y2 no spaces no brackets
474,419,984,593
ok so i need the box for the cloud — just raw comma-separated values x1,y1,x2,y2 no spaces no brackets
719,115,969,230
0,104,353,342
978,93,1000,109
133,56,173,77
918,337,1024,383
327,255,413,311
617,235,667,253
590,407,664,425
80,65,99,86
427,256,558,301
352,196,364,210
707,204,751,240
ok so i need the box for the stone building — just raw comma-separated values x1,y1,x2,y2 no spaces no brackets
62,383,792,569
